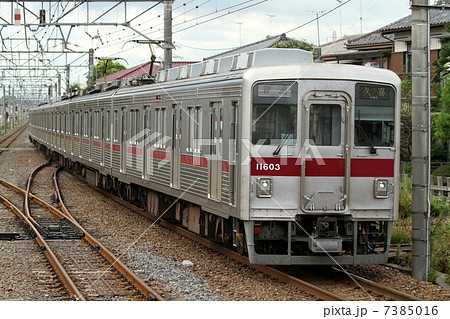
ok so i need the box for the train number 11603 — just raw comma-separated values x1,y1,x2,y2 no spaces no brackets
255,163,281,171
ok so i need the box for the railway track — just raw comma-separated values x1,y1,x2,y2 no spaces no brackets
66,168,424,301
0,164,163,301
0,181,32,241
66,170,343,301
0,123,28,156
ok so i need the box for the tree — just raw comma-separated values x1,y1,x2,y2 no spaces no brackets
432,25,450,160
434,75,450,160
274,39,318,59
69,83,81,93
93,60,126,81
432,24,450,87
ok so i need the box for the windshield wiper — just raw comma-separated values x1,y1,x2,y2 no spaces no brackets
273,126,294,156
356,111,377,155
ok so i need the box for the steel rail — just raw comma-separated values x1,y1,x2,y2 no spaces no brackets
68,171,345,301
0,122,28,155
53,167,164,301
0,180,85,301
2,164,163,300
331,267,422,301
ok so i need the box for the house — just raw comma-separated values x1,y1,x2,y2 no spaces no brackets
321,7,450,75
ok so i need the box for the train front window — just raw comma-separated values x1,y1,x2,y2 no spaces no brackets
355,84,395,147
309,104,341,146
252,81,298,145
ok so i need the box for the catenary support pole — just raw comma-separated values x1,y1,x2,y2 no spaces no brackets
163,0,173,70
88,48,95,88
411,0,430,281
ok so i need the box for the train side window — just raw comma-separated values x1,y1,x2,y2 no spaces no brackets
144,106,151,139
83,111,89,138
127,110,132,144
154,108,166,148
187,107,194,151
134,109,140,145
113,110,119,143
194,106,202,153
105,111,111,141
187,106,202,153
309,104,341,146
61,113,65,135
74,113,78,136
93,111,99,139
67,112,71,135
128,109,140,145
159,108,166,149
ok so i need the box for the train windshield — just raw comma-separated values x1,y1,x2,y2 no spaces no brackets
355,84,395,147
252,81,298,145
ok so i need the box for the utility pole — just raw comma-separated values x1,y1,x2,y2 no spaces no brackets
57,73,62,97
66,65,70,94
163,0,174,70
411,0,430,282
88,48,95,88
312,10,325,47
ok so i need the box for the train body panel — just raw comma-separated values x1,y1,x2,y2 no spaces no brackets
29,48,401,265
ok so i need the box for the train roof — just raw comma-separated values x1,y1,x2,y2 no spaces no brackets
30,48,400,112
155,48,313,83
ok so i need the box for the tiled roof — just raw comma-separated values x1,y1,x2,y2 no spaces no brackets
205,33,293,60
347,32,394,47
320,35,361,57
96,60,198,83
381,8,450,32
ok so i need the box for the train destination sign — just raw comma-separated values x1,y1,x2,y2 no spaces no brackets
358,85,390,100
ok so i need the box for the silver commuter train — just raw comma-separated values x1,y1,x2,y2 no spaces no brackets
29,48,401,265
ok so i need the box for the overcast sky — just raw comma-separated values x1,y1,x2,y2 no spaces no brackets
73,0,414,69
169,0,412,61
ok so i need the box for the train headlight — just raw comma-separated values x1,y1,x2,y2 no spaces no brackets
374,178,389,199
257,177,273,198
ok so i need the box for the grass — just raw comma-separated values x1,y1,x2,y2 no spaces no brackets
395,174,450,283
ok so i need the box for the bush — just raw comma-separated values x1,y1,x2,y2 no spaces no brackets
431,163,450,177
391,218,412,244
399,173,412,219
430,196,450,217
430,215,450,281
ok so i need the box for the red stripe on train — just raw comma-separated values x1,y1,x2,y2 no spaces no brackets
351,159,394,177
180,154,208,168
251,157,394,177
222,161,230,173
151,150,171,161
126,146,143,156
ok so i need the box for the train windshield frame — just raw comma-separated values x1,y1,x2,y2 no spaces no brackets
354,83,395,148
251,81,298,146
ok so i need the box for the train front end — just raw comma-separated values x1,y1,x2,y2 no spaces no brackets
240,64,401,265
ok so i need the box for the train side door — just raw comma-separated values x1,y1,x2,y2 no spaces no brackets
171,104,181,189
301,91,350,212
208,102,223,201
